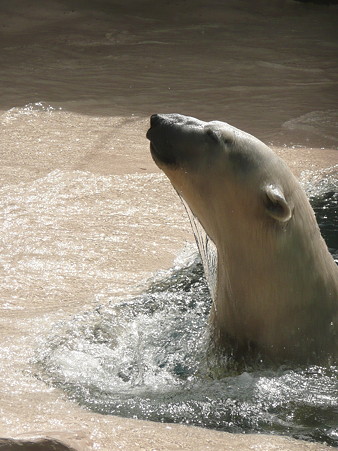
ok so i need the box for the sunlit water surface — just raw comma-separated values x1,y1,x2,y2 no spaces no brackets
36,173,338,447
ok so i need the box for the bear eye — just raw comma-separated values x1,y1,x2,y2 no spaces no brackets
205,127,233,147
206,128,220,143
222,136,232,146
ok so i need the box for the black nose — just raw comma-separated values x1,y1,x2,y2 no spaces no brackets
150,114,163,127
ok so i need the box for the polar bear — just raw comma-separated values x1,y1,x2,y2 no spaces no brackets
147,113,338,364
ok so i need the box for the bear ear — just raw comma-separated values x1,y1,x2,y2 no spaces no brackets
263,184,293,223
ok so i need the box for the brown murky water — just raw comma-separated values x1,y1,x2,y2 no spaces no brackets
0,0,337,450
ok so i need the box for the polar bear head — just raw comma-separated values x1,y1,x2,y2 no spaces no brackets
147,113,297,248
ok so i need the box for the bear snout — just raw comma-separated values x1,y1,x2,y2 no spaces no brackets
147,113,211,168
150,113,164,127
146,114,165,141
148,113,202,131
147,114,180,167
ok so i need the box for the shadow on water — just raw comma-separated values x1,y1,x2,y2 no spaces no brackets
36,178,338,446
1,0,338,148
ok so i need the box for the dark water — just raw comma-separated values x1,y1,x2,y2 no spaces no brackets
37,184,338,447
312,191,338,259
1,0,338,149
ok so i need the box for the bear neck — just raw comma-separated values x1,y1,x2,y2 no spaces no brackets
211,199,338,363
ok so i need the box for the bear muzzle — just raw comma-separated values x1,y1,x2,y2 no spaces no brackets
147,113,206,168
147,114,180,167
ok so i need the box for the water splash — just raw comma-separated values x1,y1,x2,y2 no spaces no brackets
1,102,62,125
36,179,338,446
